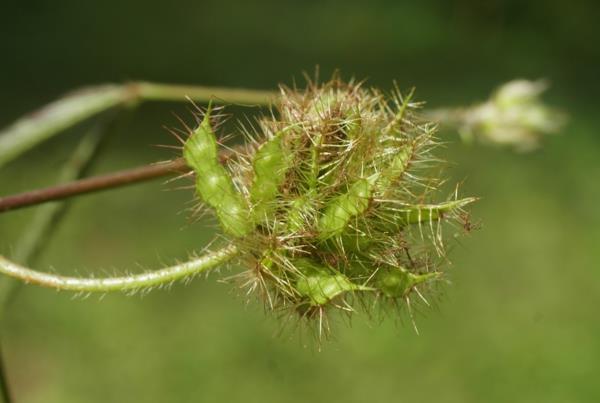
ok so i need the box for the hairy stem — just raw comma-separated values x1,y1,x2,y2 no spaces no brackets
0,244,239,293
0,82,275,168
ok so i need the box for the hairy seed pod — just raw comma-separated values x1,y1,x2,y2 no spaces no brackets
395,198,477,226
250,131,290,220
294,258,373,306
286,192,316,233
317,176,376,240
376,267,440,298
375,144,412,194
183,108,251,237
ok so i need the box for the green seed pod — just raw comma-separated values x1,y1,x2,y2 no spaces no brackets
395,198,476,226
250,131,290,220
182,107,218,166
286,192,316,233
376,267,440,298
294,258,373,306
183,108,251,237
375,145,412,194
317,176,376,240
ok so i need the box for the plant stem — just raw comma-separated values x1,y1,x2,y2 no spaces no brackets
0,146,238,213
0,82,275,169
0,158,188,213
132,82,275,104
0,244,239,293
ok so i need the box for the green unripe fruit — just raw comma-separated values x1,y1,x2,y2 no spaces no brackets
396,198,477,226
375,145,411,194
317,176,376,240
377,268,440,298
183,108,251,237
250,131,290,220
294,259,373,306
287,193,315,233
182,109,218,164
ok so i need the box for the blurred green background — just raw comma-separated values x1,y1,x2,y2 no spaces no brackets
1,1,599,402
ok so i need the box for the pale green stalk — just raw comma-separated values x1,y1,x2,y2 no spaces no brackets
0,82,276,168
134,82,275,104
0,244,239,293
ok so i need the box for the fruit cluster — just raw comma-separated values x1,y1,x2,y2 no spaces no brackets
183,79,475,328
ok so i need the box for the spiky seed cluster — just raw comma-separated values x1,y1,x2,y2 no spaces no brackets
183,79,475,330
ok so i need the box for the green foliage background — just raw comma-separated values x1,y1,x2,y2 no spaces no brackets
1,1,599,402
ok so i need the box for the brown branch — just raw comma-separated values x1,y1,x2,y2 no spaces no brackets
0,142,240,213
0,158,190,213
0,147,239,213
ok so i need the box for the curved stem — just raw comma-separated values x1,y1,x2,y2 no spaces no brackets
0,244,239,293
0,85,125,168
0,82,276,169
